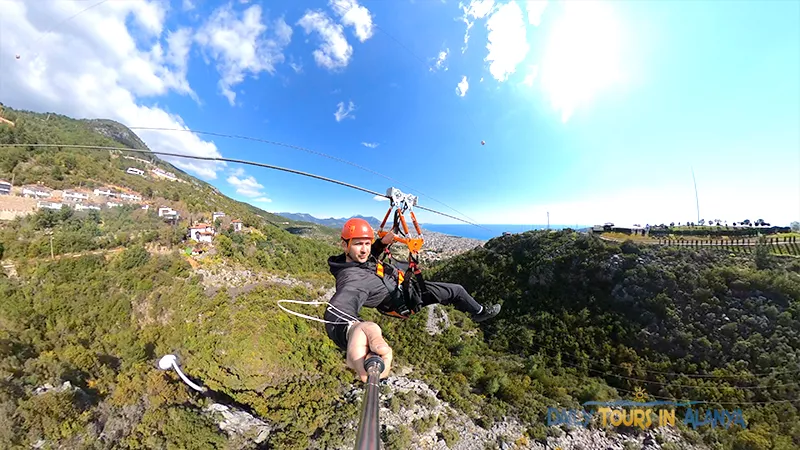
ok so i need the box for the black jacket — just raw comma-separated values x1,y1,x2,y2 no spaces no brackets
323,238,401,350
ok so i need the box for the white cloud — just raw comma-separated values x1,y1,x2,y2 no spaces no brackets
252,197,273,203
456,76,469,97
182,0,195,12
526,0,548,26
522,65,539,86
297,10,353,71
540,0,624,122
460,0,496,53
329,0,375,42
0,0,223,179
430,48,449,72
362,142,379,148
195,4,292,105
485,1,529,82
334,101,356,121
227,174,268,198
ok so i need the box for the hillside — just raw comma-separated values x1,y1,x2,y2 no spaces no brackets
0,106,341,244
423,231,800,449
0,106,798,450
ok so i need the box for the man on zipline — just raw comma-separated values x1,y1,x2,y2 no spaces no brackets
324,218,501,381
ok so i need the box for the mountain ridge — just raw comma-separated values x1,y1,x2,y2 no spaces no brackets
275,212,383,230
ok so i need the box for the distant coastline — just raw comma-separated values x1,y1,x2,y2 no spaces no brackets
420,224,591,241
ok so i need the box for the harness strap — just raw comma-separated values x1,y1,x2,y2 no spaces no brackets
375,258,420,319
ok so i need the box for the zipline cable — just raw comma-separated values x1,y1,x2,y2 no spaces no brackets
2,142,492,230
127,125,482,226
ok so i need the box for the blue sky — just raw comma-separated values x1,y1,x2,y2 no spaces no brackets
2,0,798,226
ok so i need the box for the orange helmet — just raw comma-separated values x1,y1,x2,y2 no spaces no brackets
341,218,374,240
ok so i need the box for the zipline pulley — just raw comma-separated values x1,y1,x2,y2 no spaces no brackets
377,187,424,258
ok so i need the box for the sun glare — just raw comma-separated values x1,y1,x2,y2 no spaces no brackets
540,1,624,123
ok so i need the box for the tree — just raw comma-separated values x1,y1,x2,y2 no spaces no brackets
754,236,772,270
216,234,234,258
791,221,800,233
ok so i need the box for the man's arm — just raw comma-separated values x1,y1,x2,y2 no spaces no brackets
370,231,394,258
324,286,368,350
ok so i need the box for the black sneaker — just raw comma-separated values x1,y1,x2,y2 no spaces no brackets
473,304,501,322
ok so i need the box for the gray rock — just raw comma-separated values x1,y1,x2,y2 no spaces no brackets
204,403,271,444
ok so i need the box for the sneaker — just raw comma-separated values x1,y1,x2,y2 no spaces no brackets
473,304,501,323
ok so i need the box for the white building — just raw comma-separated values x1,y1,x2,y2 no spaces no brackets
212,211,226,222
151,168,178,181
120,193,142,202
231,219,243,232
126,167,145,176
75,203,101,211
0,180,11,195
93,188,116,197
37,200,63,210
189,223,215,243
158,206,177,217
106,201,122,208
63,190,89,203
22,186,52,198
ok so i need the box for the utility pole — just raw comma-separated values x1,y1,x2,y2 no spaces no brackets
692,167,700,224
547,212,550,230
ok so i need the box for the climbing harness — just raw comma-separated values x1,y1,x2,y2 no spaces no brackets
374,187,429,319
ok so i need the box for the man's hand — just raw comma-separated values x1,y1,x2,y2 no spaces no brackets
380,230,395,245
346,321,393,382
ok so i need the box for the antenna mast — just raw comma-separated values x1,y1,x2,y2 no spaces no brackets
691,167,700,223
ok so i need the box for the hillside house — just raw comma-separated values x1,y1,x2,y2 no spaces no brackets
22,186,52,199
63,190,89,203
119,193,142,202
231,219,243,232
212,211,225,223
126,167,145,176
93,188,116,197
106,201,122,208
37,200,63,210
158,206,177,217
74,203,101,211
158,207,180,224
0,180,11,195
189,223,215,243
152,168,178,181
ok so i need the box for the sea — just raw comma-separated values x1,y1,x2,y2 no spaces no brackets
419,224,591,241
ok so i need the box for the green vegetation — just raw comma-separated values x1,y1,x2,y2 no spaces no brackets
417,231,800,449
